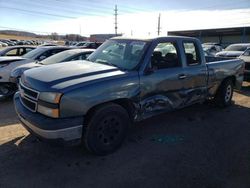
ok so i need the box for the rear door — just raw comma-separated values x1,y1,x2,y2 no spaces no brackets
181,40,208,105
139,39,186,118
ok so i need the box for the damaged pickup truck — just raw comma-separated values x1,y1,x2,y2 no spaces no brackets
14,36,244,155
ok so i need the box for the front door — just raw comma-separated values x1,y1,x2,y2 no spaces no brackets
139,40,186,119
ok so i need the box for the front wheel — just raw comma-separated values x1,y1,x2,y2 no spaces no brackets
84,103,130,155
214,79,234,107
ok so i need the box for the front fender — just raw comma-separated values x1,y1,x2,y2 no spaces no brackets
59,72,140,118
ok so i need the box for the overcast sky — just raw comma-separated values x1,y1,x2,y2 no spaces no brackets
0,0,250,37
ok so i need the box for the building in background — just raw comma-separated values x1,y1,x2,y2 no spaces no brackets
168,27,250,48
89,34,122,42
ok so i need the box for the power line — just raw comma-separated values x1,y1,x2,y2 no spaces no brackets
1,6,78,19
5,0,111,17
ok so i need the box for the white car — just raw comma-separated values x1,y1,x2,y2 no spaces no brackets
0,41,8,47
0,46,72,99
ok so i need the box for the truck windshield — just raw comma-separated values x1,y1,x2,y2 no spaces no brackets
87,39,147,70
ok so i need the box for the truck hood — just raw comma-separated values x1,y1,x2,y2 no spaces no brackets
21,60,126,92
216,51,243,57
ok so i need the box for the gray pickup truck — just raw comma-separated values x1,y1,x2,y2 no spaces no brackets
14,36,244,155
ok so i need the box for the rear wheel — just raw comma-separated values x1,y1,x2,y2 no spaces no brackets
214,79,234,107
84,103,130,155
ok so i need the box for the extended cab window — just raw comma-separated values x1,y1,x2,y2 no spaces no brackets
151,42,180,69
183,42,201,66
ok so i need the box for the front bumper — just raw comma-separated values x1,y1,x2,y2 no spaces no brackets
14,93,84,143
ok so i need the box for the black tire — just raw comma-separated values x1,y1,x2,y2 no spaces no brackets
0,83,17,100
84,103,130,155
214,79,234,107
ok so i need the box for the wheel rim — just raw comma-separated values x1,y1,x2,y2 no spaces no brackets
97,116,122,146
225,84,232,102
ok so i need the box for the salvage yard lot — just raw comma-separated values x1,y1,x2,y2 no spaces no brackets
0,82,250,188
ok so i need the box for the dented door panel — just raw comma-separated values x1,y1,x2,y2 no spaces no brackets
139,68,186,119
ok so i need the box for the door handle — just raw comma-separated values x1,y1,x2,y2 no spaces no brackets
178,74,187,79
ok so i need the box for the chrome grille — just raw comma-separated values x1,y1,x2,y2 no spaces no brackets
19,82,39,100
19,81,39,112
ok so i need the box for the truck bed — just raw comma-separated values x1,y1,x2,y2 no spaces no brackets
206,58,244,96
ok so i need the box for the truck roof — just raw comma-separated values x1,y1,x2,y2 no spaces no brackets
111,35,198,42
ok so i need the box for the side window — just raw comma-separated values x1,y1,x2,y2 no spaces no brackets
38,49,64,60
6,49,18,56
71,54,82,61
183,42,201,66
151,42,180,70
50,49,65,56
79,53,90,60
26,48,34,53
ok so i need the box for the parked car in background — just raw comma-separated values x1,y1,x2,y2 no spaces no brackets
14,36,244,155
0,56,27,98
0,46,36,56
0,39,16,46
75,42,88,46
216,43,250,58
0,41,8,47
0,46,72,98
239,48,250,81
202,43,223,56
10,49,95,83
80,42,103,49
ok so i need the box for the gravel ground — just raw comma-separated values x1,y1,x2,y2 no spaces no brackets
0,82,250,188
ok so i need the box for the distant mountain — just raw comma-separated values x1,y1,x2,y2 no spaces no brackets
0,29,88,41
0,30,37,37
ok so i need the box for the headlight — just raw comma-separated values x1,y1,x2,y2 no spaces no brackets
37,92,62,118
37,104,59,118
39,92,62,103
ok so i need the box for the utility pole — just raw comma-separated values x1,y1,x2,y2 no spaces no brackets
157,13,161,36
114,5,118,36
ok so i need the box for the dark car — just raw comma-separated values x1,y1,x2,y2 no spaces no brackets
21,46,73,62
80,42,103,49
75,42,87,46
10,49,95,83
0,46,36,56
216,43,250,58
